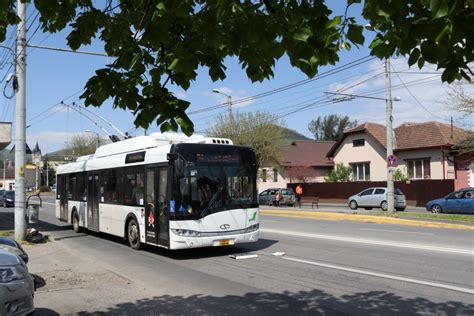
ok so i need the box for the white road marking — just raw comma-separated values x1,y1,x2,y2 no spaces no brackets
42,201,55,205
360,228,434,235
261,228,474,255
282,256,474,295
260,219,278,223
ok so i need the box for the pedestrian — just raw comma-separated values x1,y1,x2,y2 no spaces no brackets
275,191,282,207
295,184,303,208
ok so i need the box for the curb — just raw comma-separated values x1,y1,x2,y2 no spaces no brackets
260,209,474,230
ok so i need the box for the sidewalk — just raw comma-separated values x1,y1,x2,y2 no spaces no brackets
26,238,151,315
0,210,151,315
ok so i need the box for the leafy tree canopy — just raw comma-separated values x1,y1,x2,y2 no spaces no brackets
308,114,357,140
207,111,284,166
324,163,352,182
1,0,472,135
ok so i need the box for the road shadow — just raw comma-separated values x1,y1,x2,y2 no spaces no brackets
143,238,278,260
0,210,69,233
46,223,277,260
75,290,473,316
33,308,60,316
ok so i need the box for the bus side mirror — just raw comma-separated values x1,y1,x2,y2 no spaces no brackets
174,159,184,178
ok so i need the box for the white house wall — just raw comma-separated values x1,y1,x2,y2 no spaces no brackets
333,133,387,181
257,168,287,193
396,148,455,180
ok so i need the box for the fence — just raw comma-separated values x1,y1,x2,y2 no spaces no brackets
288,180,455,207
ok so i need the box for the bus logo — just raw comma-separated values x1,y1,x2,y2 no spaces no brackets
220,224,230,230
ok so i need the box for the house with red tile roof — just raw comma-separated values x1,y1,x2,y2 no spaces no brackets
450,138,474,188
258,140,335,192
326,121,469,183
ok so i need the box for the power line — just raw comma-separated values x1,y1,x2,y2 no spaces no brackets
26,44,108,57
26,89,84,125
391,64,450,122
188,56,375,115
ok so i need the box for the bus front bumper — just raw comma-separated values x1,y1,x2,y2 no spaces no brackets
169,230,259,250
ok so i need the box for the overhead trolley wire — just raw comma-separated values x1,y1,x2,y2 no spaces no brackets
189,55,376,116
391,64,450,122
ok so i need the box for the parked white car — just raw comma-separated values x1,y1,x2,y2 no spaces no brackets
348,187,406,211
0,250,35,315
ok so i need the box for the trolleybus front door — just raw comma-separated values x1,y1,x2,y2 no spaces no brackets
145,168,157,243
58,175,68,222
87,173,100,231
145,167,169,247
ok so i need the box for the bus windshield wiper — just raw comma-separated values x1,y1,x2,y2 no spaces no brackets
200,187,224,218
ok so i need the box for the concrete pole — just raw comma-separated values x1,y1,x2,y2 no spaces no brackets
227,95,233,136
14,0,27,240
385,57,395,212
2,159,6,189
46,162,49,187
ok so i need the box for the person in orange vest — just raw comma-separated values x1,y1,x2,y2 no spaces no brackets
295,184,303,208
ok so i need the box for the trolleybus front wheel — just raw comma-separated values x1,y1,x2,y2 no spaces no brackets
127,218,142,250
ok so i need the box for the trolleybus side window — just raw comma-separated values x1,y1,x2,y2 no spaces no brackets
124,167,145,206
67,173,86,201
103,169,123,204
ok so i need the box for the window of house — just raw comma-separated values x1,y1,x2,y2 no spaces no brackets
273,169,278,182
262,169,267,182
352,139,365,147
407,159,431,179
351,162,370,181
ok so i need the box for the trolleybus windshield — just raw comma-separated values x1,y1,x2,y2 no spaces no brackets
170,145,258,219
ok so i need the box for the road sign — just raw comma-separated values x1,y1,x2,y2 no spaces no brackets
387,154,397,167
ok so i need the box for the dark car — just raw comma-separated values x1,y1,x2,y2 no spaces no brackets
0,190,14,207
0,250,35,315
0,237,29,264
426,188,474,214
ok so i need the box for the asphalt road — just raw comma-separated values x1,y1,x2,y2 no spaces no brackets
22,199,474,314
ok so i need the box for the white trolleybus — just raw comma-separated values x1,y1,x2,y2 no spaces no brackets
56,133,259,250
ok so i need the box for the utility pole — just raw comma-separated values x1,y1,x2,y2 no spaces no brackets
385,57,395,212
45,162,49,188
226,95,233,136
15,0,27,240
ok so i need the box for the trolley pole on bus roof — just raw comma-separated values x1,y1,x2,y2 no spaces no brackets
14,0,27,241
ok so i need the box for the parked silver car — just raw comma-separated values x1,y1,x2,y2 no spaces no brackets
0,250,35,315
348,187,406,211
258,188,295,206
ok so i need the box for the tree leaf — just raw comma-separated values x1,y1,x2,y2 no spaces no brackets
326,16,341,29
431,0,449,19
293,27,313,42
408,48,420,67
347,24,364,45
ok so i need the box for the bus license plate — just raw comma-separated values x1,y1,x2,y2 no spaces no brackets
219,239,230,246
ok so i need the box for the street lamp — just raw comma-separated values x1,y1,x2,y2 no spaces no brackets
212,89,233,123
85,130,100,148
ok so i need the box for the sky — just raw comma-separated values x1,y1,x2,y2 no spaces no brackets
0,3,472,154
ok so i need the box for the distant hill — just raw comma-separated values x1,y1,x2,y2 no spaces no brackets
277,126,312,144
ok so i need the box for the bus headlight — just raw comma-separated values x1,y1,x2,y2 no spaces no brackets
171,229,201,237
246,223,259,233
